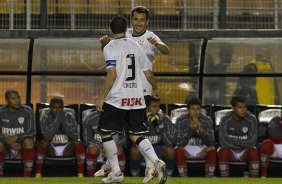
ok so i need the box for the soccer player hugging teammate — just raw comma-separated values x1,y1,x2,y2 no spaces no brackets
0,89,36,177
218,96,259,177
174,98,216,177
96,15,167,184
35,97,85,177
100,6,170,103
129,96,175,183
82,109,126,177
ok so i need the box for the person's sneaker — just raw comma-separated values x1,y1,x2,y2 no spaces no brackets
101,172,124,184
143,167,156,183
94,164,111,177
156,160,167,184
35,173,41,178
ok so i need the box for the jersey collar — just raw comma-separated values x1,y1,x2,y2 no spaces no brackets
132,30,146,37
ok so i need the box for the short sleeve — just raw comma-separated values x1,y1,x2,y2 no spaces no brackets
103,45,116,69
150,32,164,54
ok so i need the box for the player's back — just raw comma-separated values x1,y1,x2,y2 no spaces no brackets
103,38,150,110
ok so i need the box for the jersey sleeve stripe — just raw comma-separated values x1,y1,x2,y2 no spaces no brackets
106,60,116,68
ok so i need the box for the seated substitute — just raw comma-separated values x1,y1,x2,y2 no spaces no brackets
82,109,127,177
218,96,259,177
35,97,85,177
260,114,282,177
0,89,36,177
129,96,175,183
174,98,216,177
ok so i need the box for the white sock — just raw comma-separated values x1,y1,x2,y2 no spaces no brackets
103,140,121,175
137,139,159,166
104,159,110,169
137,146,154,168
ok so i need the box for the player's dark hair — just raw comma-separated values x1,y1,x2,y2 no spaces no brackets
5,88,19,99
186,98,201,109
230,95,246,107
110,15,127,34
50,96,64,107
131,6,149,21
147,96,160,106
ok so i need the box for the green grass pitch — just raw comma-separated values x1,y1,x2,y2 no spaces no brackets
0,177,282,184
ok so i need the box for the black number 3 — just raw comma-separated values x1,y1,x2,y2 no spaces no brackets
126,54,136,81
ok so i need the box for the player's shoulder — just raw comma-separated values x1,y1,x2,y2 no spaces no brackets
126,37,139,44
162,114,172,123
269,116,280,125
0,105,7,113
220,111,233,122
245,111,257,121
21,105,33,113
200,113,213,123
84,111,100,123
175,113,188,124
104,38,123,51
145,30,155,35
64,110,76,118
126,28,133,34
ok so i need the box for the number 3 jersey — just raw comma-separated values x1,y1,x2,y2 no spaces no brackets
103,37,151,110
0,105,36,142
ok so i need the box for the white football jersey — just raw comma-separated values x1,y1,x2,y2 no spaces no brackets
126,29,164,96
103,37,151,110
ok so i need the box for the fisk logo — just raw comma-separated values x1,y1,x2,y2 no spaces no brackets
121,98,142,106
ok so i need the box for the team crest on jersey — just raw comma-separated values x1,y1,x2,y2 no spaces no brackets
18,117,24,124
242,126,248,133
209,166,215,172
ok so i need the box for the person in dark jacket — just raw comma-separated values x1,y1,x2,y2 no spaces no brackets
174,98,216,177
35,96,85,177
260,114,282,177
129,96,175,183
218,96,259,177
0,89,36,177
